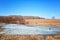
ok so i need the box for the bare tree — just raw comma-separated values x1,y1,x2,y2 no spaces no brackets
52,16,55,19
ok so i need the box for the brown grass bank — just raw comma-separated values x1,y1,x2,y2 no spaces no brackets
0,35,60,40
25,19,60,26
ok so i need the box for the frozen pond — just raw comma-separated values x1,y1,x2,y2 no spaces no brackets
1,24,60,35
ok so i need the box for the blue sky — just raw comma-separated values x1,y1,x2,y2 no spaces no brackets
0,0,60,19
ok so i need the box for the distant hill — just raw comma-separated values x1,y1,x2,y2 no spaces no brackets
8,15,45,19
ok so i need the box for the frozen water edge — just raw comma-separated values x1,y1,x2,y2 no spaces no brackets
1,24,60,35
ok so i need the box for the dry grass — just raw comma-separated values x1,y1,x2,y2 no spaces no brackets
25,19,60,26
0,35,44,40
54,35,60,40
0,35,60,40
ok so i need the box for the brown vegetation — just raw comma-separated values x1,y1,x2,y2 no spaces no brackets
25,19,60,26
0,15,60,26
0,35,44,40
0,15,44,24
0,35,60,40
